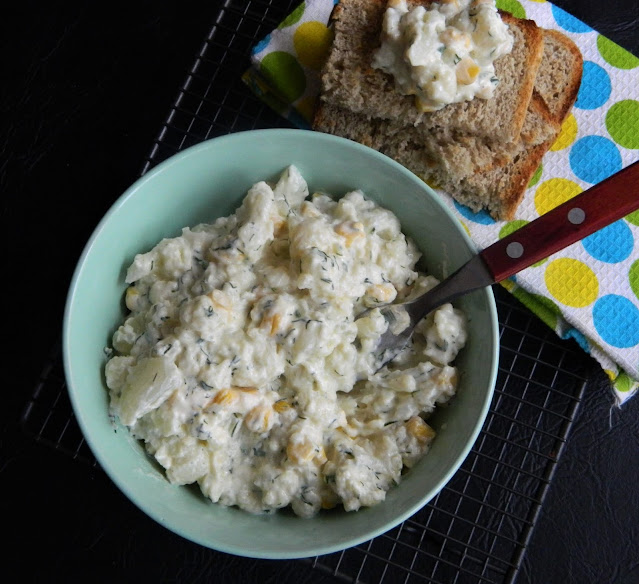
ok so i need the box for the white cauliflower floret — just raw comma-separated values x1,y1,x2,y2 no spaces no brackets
114,357,184,426
420,304,468,365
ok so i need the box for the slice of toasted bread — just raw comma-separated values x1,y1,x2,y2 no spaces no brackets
397,92,559,180
435,29,583,220
313,28,583,221
530,28,584,123
319,0,544,143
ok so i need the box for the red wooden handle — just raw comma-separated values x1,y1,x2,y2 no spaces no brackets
480,160,639,283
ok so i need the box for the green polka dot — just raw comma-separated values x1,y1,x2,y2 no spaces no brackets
597,35,639,70
279,2,305,28
528,164,543,188
512,288,560,330
626,210,639,226
261,52,307,102
495,0,526,19
613,371,633,393
630,259,639,301
499,220,547,266
606,100,639,149
499,219,528,239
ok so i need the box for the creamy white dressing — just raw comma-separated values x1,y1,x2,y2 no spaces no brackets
372,0,514,111
104,166,467,517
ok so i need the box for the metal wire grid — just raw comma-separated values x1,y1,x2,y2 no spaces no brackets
305,288,587,584
22,340,98,467
141,0,297,174
20,289,587,583
20,0,591,582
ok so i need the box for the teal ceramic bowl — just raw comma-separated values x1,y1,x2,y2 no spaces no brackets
63,129,498,559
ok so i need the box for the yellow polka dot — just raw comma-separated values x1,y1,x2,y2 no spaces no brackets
295,94,318,124
534,178,582,216
550,113,578,151
545,258,599,308
501,279,516,292
293,21,334,70
604,369,616,381
459,220,471,236
528,0,546,2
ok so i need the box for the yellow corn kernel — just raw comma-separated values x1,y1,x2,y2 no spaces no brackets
271,313,282,335
125,286,140,311
335,221,364,247
300,201,321,218
406,416,436,443
287,439,315,464
273,399,292,413
210,389,236,406
456,58,480,85
234,386,258,394
261,312,282,336
287,438,326,465
366,283,397,304
436,369,458,387
245,405,273,433
208,289,232,311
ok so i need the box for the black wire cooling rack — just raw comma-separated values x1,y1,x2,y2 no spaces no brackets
21,1,593,582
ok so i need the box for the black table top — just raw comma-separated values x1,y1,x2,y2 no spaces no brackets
4,1,638,582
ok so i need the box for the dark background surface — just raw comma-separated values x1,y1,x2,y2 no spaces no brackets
3,1,638,582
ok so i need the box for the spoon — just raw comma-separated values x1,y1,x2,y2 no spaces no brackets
365,159,639,368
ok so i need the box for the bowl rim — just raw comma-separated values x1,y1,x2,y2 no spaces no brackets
63,128,499,559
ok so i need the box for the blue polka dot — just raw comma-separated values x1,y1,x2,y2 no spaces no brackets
569,135,621,183
252,33,272,55
551,5,593,33
593,295,639,348
562,328,591,353
454,201,495,225
582,220,634,264
575,62,611,110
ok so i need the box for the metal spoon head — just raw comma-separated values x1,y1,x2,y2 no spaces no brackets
363,255,495,370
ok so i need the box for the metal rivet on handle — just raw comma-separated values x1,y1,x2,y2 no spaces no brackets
567,207,586,225
506,242,524,259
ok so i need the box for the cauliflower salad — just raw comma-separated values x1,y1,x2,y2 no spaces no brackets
105,166,467,517
372,0,514,112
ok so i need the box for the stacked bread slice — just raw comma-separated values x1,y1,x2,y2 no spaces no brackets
312,0,584,220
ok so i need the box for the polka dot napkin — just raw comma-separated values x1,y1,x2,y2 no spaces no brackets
243,0,639,405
